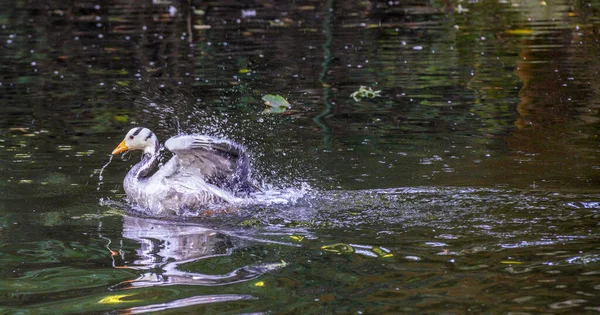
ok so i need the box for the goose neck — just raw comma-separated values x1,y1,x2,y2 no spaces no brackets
131,148,160,180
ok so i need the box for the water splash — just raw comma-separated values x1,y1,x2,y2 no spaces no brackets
246,182,313,206
96,155,114,191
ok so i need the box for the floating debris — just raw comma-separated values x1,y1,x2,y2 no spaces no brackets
262,94,291,114
322,243,393,258
350,86,381,101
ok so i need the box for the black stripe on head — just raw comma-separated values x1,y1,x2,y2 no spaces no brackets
132,127,144,136
144,131,154,141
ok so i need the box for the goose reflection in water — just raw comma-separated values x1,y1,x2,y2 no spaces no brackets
108,216,287,289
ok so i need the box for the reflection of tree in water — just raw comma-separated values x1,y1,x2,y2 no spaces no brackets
110,216,285,289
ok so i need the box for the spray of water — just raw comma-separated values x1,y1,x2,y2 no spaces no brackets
92,154,114,191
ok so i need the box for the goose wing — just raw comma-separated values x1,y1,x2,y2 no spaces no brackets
164,134,250,191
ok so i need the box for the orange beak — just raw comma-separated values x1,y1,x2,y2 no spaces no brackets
112,140,129,154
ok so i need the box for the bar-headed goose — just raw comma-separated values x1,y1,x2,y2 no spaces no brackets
112,127,253,216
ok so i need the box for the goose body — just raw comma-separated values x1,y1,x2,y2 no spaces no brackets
112,127,253,216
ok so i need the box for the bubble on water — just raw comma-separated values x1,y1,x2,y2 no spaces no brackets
241,9,256,18
31,62,36,66
169,5,177,16
98,34,104,38
142,25,147,31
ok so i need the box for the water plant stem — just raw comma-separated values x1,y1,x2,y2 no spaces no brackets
313,0,335,147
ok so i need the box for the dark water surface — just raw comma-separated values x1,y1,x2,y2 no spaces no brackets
1,0,600,313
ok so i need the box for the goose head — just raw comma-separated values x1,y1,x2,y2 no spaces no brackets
112,127,159,155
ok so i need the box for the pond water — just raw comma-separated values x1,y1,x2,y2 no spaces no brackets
1,0,600,313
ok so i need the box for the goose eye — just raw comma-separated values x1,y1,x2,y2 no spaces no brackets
129,135,134,139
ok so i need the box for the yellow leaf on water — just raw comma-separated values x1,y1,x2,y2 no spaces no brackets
113,115,129,123
505,29,533,35
321,243,354,254
255,281,265,287
98,294,140,304
500,260,524,264
373,247,394,258
290,235,305,242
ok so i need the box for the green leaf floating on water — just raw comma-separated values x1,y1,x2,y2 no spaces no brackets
350,86,382,101
262,94,291,114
